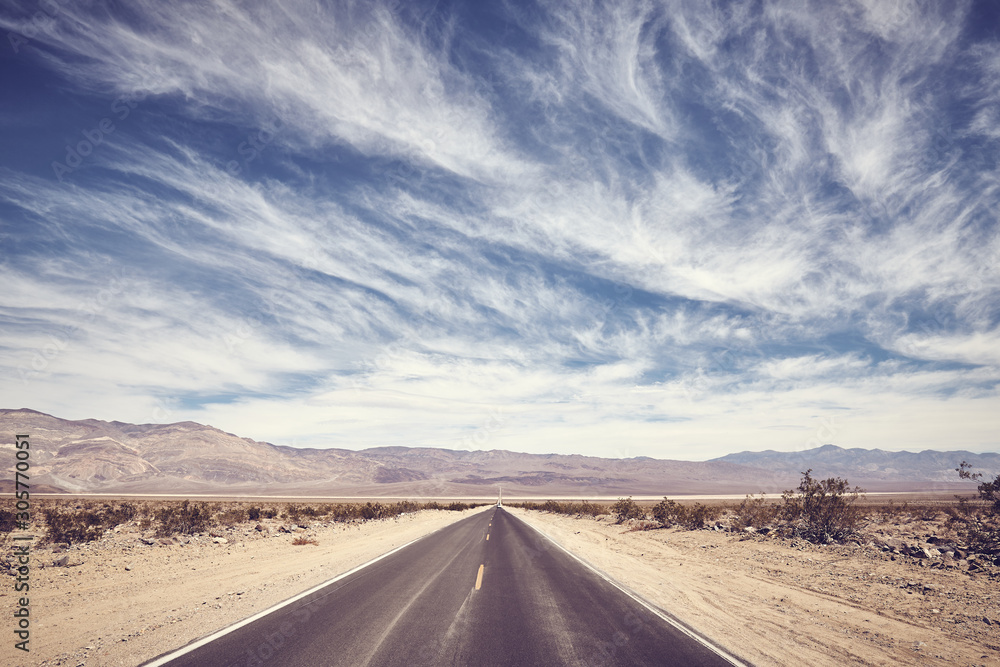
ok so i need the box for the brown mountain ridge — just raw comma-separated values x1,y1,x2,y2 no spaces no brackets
1,408,994,496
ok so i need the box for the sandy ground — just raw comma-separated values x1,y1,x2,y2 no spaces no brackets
1,508,484,667
505,507,1000,667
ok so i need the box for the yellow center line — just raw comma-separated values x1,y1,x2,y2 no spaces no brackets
475,564,485,590
486,534,489,541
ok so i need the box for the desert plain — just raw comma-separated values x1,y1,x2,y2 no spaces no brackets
1,494,998,667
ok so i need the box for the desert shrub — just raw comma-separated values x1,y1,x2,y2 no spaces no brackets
394,500,420,514
611,497,645,523
652,498,719,529
945,462,1000,555
102,502,138,525
872,500,904,522
247,506,262,521
510,500,606,517
216,507,247,527
360,502,387,520
578,501,605,517
909,504,943,521
155,500,213,537
292,536,319,546
0,509,16,532
446,502,471,511
780,470,864,543
682,503,721,529
41,501,141,545
43,508,102,544
732,494,778,531
651,498,682,526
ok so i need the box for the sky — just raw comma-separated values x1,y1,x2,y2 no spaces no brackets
1,0,998,461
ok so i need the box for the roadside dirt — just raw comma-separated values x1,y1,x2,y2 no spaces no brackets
1,508,482,667
506,507,1000,667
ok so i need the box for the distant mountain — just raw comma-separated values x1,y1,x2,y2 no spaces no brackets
712,444,1000,486
1,409,992,496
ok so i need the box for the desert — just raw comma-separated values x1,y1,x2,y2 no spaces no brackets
3,490,998,667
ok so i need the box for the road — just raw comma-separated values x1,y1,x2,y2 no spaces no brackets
145,507,744,667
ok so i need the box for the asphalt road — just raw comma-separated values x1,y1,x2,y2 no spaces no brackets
146,507,743,667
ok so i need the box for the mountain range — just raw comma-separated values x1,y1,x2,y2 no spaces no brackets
1,409,996,497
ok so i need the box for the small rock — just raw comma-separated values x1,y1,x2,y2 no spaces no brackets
212,537,228,544
124,564,132,571
53,555,69,567
254,524,266,532
984,617,993,626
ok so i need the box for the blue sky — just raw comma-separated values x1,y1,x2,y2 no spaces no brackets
1,0,998,459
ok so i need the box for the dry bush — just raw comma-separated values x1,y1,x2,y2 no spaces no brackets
731,494,778,531
612,497,646,524
41,500,142,545
215,506,247,527
43,507,103,544
650,498,719,529
292,536,319,546
780,470,864,543
651,498,682,527
0,508,18,533
509,500,607,517
945,462,1000,556
155,500,212,537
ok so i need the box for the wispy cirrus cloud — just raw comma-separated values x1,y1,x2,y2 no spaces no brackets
1,0,997,458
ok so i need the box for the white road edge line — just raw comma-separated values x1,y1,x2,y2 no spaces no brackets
512,512,752,667
141,508,490,666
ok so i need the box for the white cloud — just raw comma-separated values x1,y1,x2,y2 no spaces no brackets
1,0,998,458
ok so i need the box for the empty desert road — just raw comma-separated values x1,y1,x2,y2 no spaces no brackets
145,507,744,667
